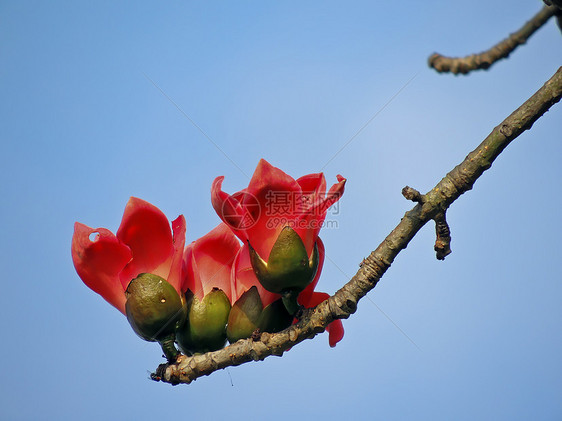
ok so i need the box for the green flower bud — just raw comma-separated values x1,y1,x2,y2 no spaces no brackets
226,286,263,343
125,273,185,361
258,298,293,334
249,226,319,314
176,288,231,355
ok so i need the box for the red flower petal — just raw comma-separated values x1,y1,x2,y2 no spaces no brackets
211,177,250,242
71,222,132,314
242,159,302,259
321,175,346,216
327,319,344,347
166,215,186,293
184,224,240,301
297,175,346,252
300,291,345,347
296,172,327,207
116,197,174,289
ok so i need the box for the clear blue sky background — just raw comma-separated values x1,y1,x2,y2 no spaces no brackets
1,1,561,420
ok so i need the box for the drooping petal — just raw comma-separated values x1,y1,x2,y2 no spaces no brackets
300,291,344,347
116,197,174,288
233,244,280,307
184,224,240,301
327,319,345,347
71,222,132,314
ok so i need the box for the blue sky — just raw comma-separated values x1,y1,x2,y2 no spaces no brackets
1,1,561,420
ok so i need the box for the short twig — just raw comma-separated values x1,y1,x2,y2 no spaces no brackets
429,5,558,75
402,186,423,203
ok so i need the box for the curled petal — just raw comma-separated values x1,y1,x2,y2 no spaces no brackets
297,175,346,252
327,319,344,347
71,222,132,314
321,175,346,216
211,177,250,242
116,197,174,288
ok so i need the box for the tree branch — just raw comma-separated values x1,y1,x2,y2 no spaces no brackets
152,66,562,385
428,5,558,75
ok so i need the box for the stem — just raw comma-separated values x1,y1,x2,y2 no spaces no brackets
281,290,300,315
158,334,179,363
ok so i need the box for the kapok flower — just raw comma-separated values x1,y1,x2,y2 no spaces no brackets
71,197,186,360
211,159,346,313
176,223,240,354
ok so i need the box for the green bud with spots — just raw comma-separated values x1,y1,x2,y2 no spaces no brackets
125,273,185,361
176,288,231,355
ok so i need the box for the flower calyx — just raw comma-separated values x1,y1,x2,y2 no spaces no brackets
248,226,319,314
176,288,231,355
125,273,185,362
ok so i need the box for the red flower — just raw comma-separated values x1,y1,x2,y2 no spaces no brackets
211,159,346,346
211,159,346,260
71,197,186,314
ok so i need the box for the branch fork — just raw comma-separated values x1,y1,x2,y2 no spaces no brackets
402,187,452,260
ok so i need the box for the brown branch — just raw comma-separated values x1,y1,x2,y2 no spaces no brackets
402,187,451,260
428,5,558,75
152,67,562,385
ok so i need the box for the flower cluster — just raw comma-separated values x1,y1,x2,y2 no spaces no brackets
71,159,345,360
